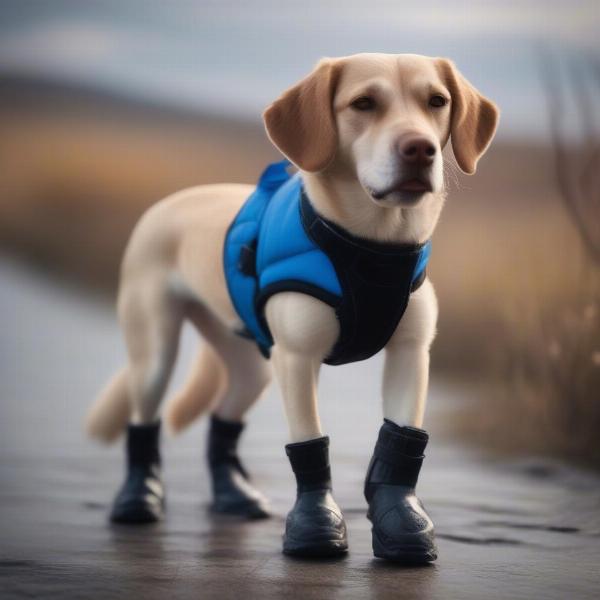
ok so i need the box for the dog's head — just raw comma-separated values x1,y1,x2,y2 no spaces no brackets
263,53,499,207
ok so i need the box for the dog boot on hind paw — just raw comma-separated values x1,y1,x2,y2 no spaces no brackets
364,420,437,563
207,415,271,519
283,436,348,557
110,421,165,524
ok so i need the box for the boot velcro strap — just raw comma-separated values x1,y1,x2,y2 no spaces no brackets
127,422,161,465
210,415,245,439
286,436,332,491
365,423,429,497
372,442,424,488
208,416,248,478
294,465,332,491
378,421,428,455
374,458,423,488
285,436,330,471
375,440,424,466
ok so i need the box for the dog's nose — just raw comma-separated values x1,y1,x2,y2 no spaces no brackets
399,137,436,167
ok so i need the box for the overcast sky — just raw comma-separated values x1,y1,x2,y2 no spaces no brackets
1,1,598,140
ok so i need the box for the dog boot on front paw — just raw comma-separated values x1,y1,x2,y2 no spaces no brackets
283,436,348,557
207,415,270,519
364,420,437,563
110,421,165,524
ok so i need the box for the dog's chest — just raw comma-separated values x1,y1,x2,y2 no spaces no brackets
223,161,431,365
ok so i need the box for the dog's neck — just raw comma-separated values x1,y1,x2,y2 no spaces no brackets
302,171,445,245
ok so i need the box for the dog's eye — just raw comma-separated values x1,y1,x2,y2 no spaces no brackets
351,96,376,111
429,95,448,108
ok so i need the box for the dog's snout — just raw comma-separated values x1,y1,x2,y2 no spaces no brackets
399,137,436,167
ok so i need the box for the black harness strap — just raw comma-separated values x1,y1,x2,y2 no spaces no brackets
300,191,428,366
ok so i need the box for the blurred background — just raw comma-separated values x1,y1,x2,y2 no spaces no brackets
0,0,599,468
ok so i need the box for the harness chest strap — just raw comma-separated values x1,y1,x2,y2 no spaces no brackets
287,191,430,365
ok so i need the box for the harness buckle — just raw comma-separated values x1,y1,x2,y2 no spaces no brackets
238,243,257,277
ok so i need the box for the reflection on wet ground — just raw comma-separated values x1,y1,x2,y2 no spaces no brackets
1,258,599,599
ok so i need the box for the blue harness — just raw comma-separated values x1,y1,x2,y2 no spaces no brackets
223,161,431,365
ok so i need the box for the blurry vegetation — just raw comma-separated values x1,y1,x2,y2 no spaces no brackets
0,77,279,292
447,54,600,468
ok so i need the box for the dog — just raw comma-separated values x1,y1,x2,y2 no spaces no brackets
86,53,498,561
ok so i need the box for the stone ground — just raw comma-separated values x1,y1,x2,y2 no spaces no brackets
1,256,599,600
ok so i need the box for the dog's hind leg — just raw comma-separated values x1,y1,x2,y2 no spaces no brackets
170,302,272,518
86,279,184,442
108,277,184,524
167,302,272,430
209,332,272,424
165,343,227,433
118,279,184,425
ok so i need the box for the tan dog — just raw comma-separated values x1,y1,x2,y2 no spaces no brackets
87,53,498,561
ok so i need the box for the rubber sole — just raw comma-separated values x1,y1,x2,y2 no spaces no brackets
211,500,271,520
372,529,437,564
110,501,164,524
282,537,348,558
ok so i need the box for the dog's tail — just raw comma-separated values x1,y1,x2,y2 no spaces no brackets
85,368,131,443
165,344,227,433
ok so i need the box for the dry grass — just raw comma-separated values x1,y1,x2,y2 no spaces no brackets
445,214,600,467
0,77,279,291
503,266,600,466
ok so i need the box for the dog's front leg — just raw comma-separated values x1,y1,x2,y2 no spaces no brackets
265,292,348,556
364,279,439,563
382,279,438,428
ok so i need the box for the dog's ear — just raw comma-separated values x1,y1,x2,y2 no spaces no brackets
436,59,499,174
263,59,342,172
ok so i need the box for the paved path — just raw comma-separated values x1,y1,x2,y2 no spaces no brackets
1,257,599,599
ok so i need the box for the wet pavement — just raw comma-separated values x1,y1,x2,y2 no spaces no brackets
1,256,600,599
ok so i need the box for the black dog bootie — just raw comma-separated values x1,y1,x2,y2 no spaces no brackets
364,420,437,563
283,436,348,557
110,421,165,524
207,415,270,519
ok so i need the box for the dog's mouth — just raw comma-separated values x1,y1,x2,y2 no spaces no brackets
368,177,433,201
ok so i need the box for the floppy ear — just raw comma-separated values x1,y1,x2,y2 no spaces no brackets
436,59,499,174
263,59,342,172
